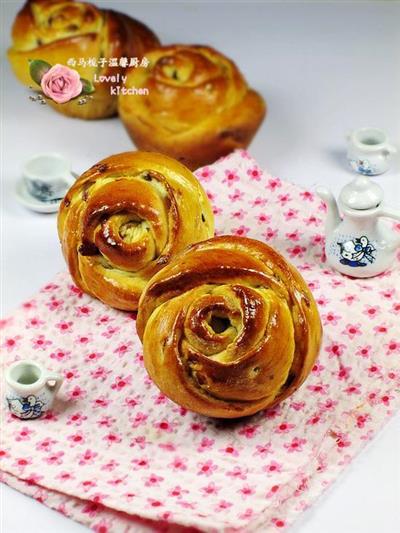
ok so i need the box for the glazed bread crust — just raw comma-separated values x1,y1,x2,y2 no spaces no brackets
118,45,266,169
8,0,160,119
57,151,214,311
137,236,322,418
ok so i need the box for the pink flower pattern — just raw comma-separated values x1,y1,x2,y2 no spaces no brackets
1,151,399,533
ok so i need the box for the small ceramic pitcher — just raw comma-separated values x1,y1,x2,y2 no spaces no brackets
347,127,397,175
5,360,63,419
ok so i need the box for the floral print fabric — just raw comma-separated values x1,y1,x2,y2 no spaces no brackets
1,150,399,532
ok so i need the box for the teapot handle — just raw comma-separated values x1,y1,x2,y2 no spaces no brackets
380,206,400,222
382,144,397,157
45,372,63,395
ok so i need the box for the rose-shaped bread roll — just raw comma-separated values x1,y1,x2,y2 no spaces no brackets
58,152,214,310
137,236,322,418
8,0,160,119
118,45,266,170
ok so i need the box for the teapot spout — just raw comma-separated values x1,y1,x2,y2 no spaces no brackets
316,186,341,234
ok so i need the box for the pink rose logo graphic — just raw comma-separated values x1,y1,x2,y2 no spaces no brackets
28,59,94,106
41,64,83,104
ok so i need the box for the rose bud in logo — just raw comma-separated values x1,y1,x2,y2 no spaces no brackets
41,64,83,104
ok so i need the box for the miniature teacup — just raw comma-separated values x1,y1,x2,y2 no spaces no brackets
347,127,397,176
23,153,75,202
5,360,63,419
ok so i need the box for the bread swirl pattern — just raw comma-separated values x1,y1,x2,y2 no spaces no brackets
58,151,214,310
8,0,160,119
137,236,322,418
119,45,266,169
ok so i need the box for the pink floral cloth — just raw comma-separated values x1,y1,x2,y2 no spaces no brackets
1,150,400,533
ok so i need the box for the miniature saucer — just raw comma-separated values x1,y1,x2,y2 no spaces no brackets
15,176,74,214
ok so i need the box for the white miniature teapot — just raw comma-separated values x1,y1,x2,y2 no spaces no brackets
317,176,400,278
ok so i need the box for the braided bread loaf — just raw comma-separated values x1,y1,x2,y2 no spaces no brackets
137,236,322,418
57,152,214,310
118,45,266,169
8,0,160,119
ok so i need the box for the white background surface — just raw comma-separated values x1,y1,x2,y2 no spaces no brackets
1,1,400,532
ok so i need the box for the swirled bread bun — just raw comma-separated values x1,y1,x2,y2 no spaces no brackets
8,0,160,119
137,236,322,418
57,151,214,310
118,45,266,169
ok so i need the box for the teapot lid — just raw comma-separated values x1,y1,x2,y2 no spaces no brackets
339,176,383,210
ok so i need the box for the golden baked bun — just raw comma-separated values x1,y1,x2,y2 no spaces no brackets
118,45,266,170
8,0,160,119
137,236,321,418
57,151,214,311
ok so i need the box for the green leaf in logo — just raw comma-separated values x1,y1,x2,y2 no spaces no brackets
80,78,95,94
29,59,52,85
